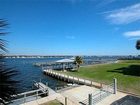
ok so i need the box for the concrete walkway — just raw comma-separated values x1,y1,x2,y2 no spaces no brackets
60,85,99,103
60,85,127,105
21,85,129,105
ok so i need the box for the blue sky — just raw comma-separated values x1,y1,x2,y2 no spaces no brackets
0,0,140,55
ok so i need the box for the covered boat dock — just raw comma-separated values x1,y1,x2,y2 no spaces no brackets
43,58,77,71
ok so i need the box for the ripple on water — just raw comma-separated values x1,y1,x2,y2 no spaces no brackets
5,58,67,93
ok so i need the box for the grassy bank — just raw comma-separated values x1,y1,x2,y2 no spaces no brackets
59,60,140,95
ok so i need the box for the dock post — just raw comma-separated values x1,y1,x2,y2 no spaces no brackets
66,75,68,82
68,75,69,82
78,78,79,84
60,74,61,80
63,74,65,81
88,94,92,105
60,74,62,80
57,73,59,79
84,79,86,84
58,74,60,79
65,97,67,105
113,78,117,94
55,72,56,77
60,74,61,79
55,87,57,91
36,91,38,99
24,94,26,103
65,75,66,81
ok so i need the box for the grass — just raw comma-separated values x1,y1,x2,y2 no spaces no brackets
40,99,63,105
59,60,140,95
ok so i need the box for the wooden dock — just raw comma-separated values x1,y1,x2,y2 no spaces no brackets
34,82,48,93
43,70,102,88
33,81,56,95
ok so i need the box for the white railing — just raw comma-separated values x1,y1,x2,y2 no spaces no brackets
9,89,48,105
9,81,49,105
81,89,112,105
81,79,117,105
101,83,114,94
92,90,111,105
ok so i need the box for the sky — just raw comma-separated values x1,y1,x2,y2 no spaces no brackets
0,0,140,55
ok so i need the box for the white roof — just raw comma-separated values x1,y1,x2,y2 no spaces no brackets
70,57,75,60
55,59,74,63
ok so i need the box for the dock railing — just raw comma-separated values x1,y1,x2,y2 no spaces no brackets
9,81,49,105
9,89,48,105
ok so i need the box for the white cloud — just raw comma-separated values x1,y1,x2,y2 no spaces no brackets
65,35,76,39
106,3,140,24
124,30,140,37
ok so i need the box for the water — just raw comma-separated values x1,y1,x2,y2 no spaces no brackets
5,58,67,93
5,56,117,93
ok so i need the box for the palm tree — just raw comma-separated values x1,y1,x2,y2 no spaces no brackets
136,40,140,50
74,56,83,70
0,67,18,104
0,19,19,104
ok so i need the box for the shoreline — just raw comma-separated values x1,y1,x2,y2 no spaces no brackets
81,60,118,67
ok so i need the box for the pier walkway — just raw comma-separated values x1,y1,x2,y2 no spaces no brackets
43,69,101,88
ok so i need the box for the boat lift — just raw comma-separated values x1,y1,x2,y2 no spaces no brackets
9,81,49,105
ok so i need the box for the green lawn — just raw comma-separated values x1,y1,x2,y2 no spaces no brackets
59,60,140,95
